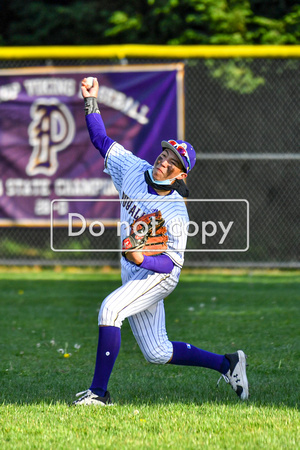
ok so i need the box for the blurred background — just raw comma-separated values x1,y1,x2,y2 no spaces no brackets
0,0,299,268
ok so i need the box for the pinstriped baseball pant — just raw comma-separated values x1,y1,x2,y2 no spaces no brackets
98,265,181,364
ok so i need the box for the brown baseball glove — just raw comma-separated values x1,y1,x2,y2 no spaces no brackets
122,211,168,256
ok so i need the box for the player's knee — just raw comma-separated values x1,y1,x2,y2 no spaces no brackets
142,346,172,365
98,303,123,328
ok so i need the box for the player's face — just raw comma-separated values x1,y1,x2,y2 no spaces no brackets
152,149,186,182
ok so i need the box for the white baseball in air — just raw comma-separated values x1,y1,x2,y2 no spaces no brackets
85,77,94,89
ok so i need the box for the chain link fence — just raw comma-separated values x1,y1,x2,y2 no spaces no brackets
0,55,299,267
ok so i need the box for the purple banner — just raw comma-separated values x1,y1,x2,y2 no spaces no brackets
0,65,184,225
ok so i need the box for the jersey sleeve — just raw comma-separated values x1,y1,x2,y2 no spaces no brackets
104,143,141,194
86,113,115,158
139,254,174,274
164,215,188,268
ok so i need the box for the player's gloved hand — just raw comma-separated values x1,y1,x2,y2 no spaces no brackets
122,211,168,257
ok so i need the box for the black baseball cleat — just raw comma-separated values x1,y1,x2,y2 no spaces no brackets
217,350,249,400
72,389,112,406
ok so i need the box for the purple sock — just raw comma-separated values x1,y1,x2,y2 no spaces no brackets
170,341,230,374
90,326,121,396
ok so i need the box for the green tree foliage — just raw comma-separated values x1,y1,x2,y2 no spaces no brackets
0,0,299,46
0,0,126,46
205,59,266,94
250,0,298,20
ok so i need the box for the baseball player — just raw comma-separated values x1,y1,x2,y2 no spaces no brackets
73,77,248,405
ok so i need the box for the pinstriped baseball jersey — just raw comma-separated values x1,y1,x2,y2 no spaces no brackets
104,141,189,269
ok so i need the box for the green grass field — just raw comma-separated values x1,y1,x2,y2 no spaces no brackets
0,268,299,449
